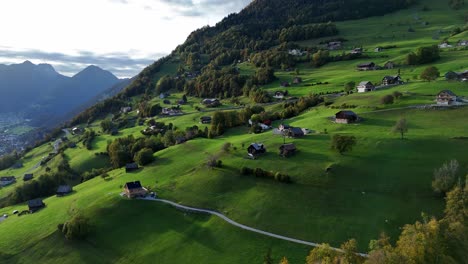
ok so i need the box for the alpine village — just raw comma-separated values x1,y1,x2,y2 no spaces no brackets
1,0,468,263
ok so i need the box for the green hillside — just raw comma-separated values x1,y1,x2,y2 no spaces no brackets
1,0,467,263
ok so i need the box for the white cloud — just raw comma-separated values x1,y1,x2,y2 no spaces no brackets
0,0,251,77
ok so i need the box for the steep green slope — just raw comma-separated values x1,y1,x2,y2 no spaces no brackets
0,0,468,263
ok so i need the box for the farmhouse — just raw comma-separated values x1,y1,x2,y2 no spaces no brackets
436,90,458,105
120,107,132,114
351,48,363,54
382,75,403,86
357,62,376,71
202,98,221,107
357,81,375,93
159,93,169,99
247,143,266,155
71,127,83,135
200,116,212,124
279,144,297,157
23,174,33,181
124,181,147,198
56,185,73,197
328,41,342,50
384,61,395,69
288,127,305,138
458,40,468,46
125,163,139,173
374,47,383,52
335,111,359,124
288,49,304,56
0,176,16,187
28,199,45,213
438,42,452,48
273,91,286,99
293,77,302,84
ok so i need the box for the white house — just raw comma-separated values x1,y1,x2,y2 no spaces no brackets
357,81,375,93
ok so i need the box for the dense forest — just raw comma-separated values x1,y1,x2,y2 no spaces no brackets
70,0,417,126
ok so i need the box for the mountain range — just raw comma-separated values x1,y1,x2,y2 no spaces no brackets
0,61,128,126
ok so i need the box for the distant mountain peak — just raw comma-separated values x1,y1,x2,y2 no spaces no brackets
22,60,34,65
72,65,119,81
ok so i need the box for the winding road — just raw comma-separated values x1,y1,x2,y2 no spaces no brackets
139,197,368,257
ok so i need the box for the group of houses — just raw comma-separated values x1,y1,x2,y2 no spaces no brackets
161,108,183,116
356,61,395,71
21,185,73,214
438,40,468,49
278,123,306,138
0,174,37,187
356,74,403,93
246,142,297,158
445,70,468,82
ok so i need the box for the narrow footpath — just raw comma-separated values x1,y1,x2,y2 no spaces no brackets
139,197,369,257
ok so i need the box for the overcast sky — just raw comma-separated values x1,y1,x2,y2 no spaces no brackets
0,0,251,78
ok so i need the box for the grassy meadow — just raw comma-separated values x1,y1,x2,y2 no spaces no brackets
0,0,467,263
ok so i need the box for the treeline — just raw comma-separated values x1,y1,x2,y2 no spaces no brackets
406,45,440,65
241,167,293,183
208,105,265,138
107,122,208,168
280,95,323,119
70,97,127,126
279,23,338,42
0,152,20,170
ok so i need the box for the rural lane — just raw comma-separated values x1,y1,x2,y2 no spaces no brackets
139,197,369,257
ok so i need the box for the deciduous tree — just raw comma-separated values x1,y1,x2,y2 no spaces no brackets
331,135,357,155
392,118,408,139
420,66,440,82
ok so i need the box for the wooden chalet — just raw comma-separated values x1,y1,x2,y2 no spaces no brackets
357,81,375,93
351,48,363,54
288,127,305,138
124,181,148,198
28,198,45,213
0,176,16,187
279,144,297,157
293,77,302,84
356,62,376,71
327,41,342,50
200,116,212,124
382,75,403,86
56,185,73,197
273,91,286,99
247,143,266,155
335,111,359,124
23,174,33,181
125,163,139,173
437,90,458,105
